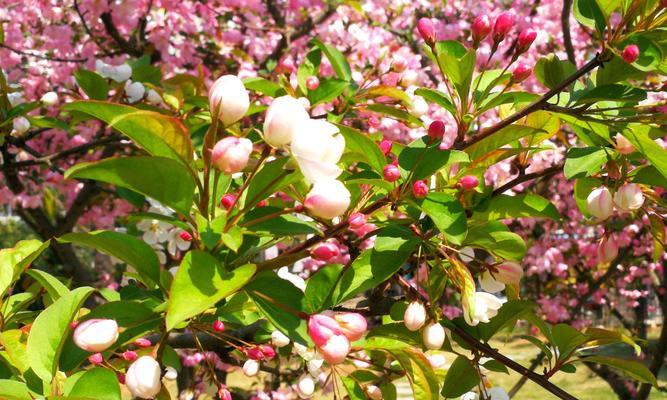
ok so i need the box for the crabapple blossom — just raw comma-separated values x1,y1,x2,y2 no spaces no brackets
516,29,537,54
291,119,345,183
124,80,145,103
125,356,162,399
464,292,504,326
243,359,260,377
40,91,58,106
211,137,253,174
263,96,310,147
304,180,351,219
422,322,446,350
493,12,515,42
296,374,315,398
12,117,30,135
472,15,492,46
614,183,644,212
404,301,427,331
383,163,401,182
459,175,479,190
332,312,367,342
616,134,636,154
586,187,614,220
417,18,436,47
598,236,619,263
73,319,119,352
221,194,237,210
208,75,249,126
409,95,429,117
310,242,340,261
366,385,383,400
271,330,290,347
379,139,393,155
348,212,367,229
164,367,178,381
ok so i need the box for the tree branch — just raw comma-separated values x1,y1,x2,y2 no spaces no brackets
562,0,577,64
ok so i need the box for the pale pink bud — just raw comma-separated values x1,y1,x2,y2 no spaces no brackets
311,242,340,261
614,183,644,212
404,301,427,331
333,312,367,342
615,134,635,154
348,212,367,229
243,359,260,377
208,75,249,126
73,319,119,353
516,29,537,54
366,385,383,400
218,384,233,400
296,374,316,398
413,180,429,198
472,15,492,45
306,76,320,91
213,320,226,332
383,164,401,182
211,137,253,174
12,117,30,135
304,180,351,220
493,12,515,42
428,120,445,140
494,262,523,285
221,194,237,210
392,56,408,72
417,18,436,46
422,322,446,350
318,334,351,364
586,187,614,220
88,353,103,365
308,314,342,347
459,175,479,191
622,45,639,64
598,236,619,263
263,96,310,147
368,116,381,128
379,139,393,155
271,330,290,347
125,356,162,399
122,350,138,361
512,63,532,83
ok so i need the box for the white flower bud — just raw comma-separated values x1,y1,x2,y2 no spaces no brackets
403,301,427,331
12,117,30,135
296,374,315,398
262,95,310,147
242,359,260,377
586,187,614,220
208,75,249,126
163,366,178,381
271,330,290,347
422,322,446,350
613,183,644,212
125,356,162,399
73,318,119,352
40,91,58,106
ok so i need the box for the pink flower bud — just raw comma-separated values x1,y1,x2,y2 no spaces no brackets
245,347,264,361
614,183,644,212
122,350,138,361
178,231,192,241
615,134,635,154
516,28,537,54
116,372,126,384
366,385,383,400
422,322,446,350
213,320,226,332
308,314,342,347
304,180,351,220
333,312,367,342
88,353,103,365
512,63,532,83
412,180,429,198
379,139,393,155
306,76,320,91
586,187,614,220
383,164,401,182
73,319,119,353
392,56,408,72
134,338,152,348
276,58,295,74
493,12,515,42
472,15,492,45
218,384,233,400
404,301,427,331
211,137,253,174
242,359,259,377
69,321,79,330
417,18,437,46
126,356,162,399
311,242,340,261
428,120,445,140
348,212,367,229
221,194,237,210
598,236,619,264
622,45,640,64
494,262,523,285
259,345,277,360
459,175,479,190
318,333,351,364
208,75,249,126
257,199,268,207
368,116,381,128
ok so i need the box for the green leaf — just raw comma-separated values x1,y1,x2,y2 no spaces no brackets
132,65,162,86
585,327,641,356
360,85,412,106
337,124,387,174
483,359,509,374
309,78,349,106
0,330,29,374
534,55,577,90
623,125,667,181
242,206,320,236
435,41,476,106
414,88,456,117
245,271,309,345
64,368,120,400
73,70,109,100
0,380,31,400
304,264,344,313
478,300,535,341
574,84,646,105
420,192,467,245
65,156,195,216
474,194,560,220
441,355,480,398
478,92,539,114
595,0,621,17
26,286,95,382
574,0,606,32
366,103,423,127
243,158,299,209
220,225,243,253
58,231,160,289
63,101,194,165
564,147,610,179
630,165,667,189
166,251,255,330
0,239,49,298
464,222,526,261
331,225,420,304
464,125,542,161
312,39,352,81
25,269,69,301
242,77,286,97
552,324,588,360
398,137,469,181
595,56,645,85
520,334,553,360
580,356,658,386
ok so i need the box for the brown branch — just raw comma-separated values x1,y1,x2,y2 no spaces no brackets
492,164,563,196
0,43,87,63
562,0,577,64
